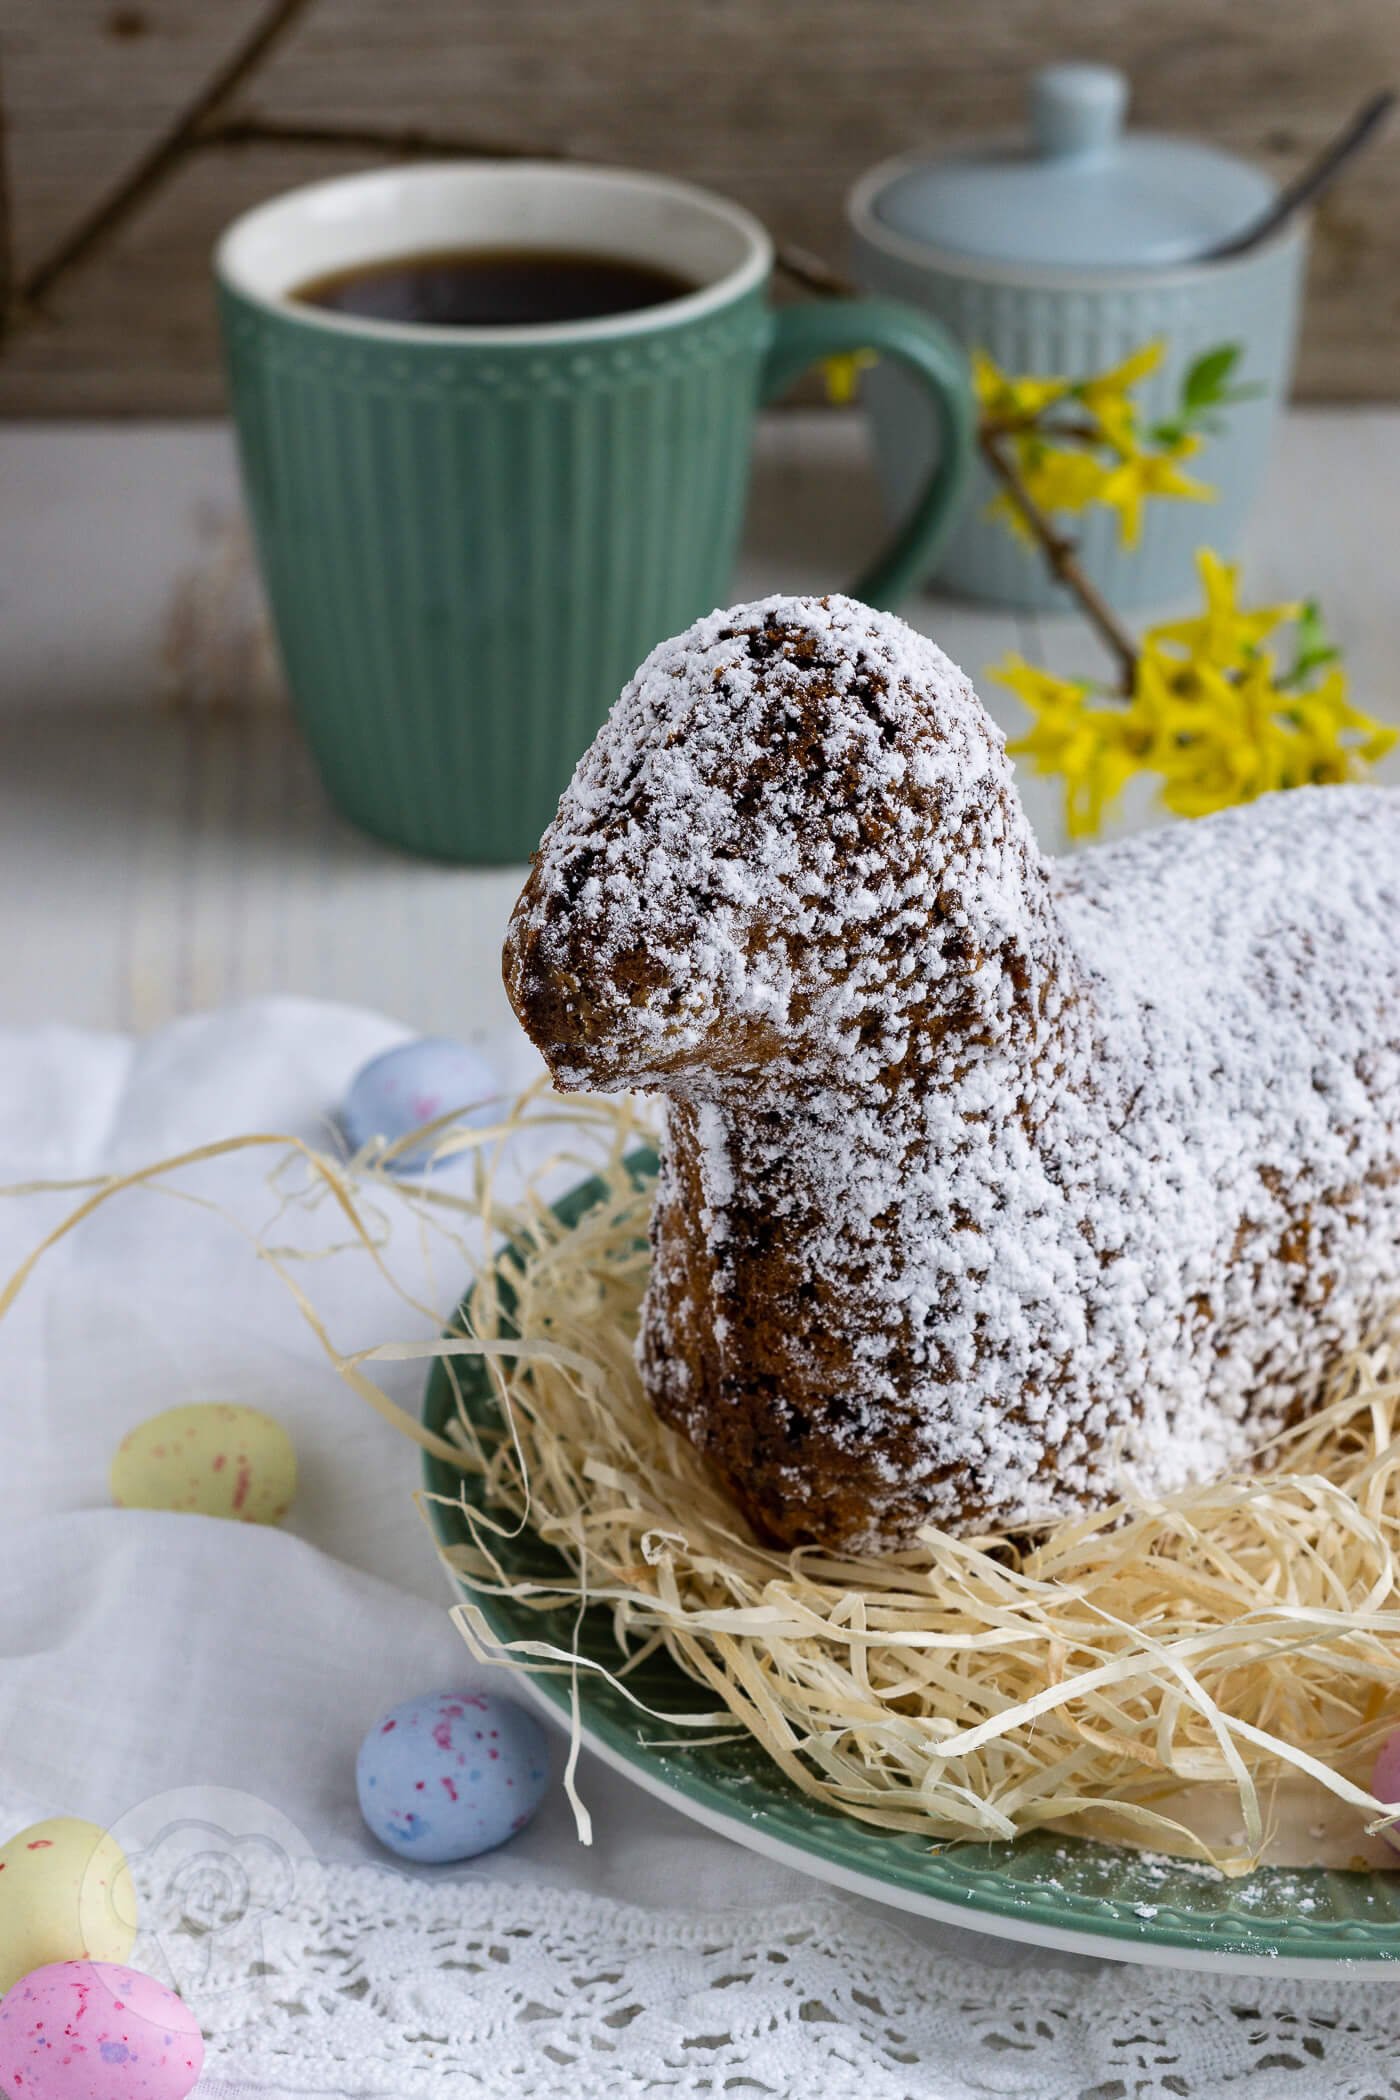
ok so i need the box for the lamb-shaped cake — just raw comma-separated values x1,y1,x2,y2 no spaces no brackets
504,593,1400,1548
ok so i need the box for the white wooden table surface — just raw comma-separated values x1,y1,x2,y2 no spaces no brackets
1,408,1395,1041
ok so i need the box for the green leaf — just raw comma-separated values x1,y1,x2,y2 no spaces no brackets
1295,642,1342,680
1181,343,1242,411
1296,598,1328,648
1279,599,1344,689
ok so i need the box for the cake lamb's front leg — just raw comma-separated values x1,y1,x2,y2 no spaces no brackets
640,1072,1088,1553
639,1094,914,1550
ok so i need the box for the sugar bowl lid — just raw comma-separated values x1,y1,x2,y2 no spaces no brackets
867,64,1277,271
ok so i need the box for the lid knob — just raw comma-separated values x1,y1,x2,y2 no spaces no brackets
1030,63,1129,159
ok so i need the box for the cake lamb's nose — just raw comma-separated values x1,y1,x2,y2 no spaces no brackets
503,852,669,1089
501,869,601,1085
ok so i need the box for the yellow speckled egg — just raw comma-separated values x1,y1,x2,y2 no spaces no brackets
110,1402,297,1524
0,1818,136,1992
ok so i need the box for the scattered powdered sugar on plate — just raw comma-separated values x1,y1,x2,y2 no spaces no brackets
504,593,1400,1546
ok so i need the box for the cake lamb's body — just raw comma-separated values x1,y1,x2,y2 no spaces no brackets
503,593,1400,1549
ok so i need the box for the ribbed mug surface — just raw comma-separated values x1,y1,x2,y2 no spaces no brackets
219,284,770,862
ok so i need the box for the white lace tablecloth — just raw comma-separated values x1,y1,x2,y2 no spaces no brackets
3,997,1399,2099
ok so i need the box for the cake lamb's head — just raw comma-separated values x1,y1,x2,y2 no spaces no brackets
503,593,1051,1099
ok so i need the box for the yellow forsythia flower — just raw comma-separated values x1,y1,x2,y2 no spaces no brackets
1095,437,1213,549
991,656,1143,837
1084,393,1139,457
1077,339,1165,406
995,551,1395,839
972,349,1071,421
978,337,1232,546
991,656,1093,720
990,446,1111,541
1146,548,1298,668
819,350,879,406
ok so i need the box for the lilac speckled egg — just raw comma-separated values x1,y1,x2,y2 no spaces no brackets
0,1960,202,2100
356,1689,551,1863
339,1039,503,1173
1373,1731,1400,1853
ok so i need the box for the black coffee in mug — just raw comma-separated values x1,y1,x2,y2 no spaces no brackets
292,246,697,328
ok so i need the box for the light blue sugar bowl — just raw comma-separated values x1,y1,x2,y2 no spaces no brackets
847,64,1308,610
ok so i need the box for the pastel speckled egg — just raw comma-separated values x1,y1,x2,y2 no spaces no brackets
339,1038,503,1172
1373,1730,1400,1852
0,1961,202,2100
356,1689,550,1863
110,1403,296,1524
0,1820,136,1994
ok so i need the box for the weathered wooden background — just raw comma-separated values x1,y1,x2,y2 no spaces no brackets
3,0,1398,416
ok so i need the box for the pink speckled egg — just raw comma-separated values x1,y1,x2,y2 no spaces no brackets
1373,1731,1400,1854
0,1960,202,2100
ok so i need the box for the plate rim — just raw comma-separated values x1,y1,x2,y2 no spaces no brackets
501,1672,1400,1977
422,1152,1400,1976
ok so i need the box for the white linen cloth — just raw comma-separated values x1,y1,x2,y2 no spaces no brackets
1,997,1397,2098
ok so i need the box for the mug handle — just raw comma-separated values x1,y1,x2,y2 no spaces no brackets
759,298,976,609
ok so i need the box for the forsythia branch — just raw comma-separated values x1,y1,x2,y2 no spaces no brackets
977,426,1140,694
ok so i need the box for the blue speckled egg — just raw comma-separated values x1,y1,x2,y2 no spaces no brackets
356,1690,551,1862
339,1039,502,1172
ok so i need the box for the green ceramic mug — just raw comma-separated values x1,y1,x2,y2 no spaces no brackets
216,162,975,863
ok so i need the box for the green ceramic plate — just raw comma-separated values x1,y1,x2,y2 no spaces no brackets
423,1152,1400,1974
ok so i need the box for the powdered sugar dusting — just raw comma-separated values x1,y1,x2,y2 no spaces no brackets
504,593,1400,1546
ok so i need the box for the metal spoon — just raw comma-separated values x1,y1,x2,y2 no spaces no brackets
1200,89,1396,262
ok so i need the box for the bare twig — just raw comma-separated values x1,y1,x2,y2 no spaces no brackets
17,0,318,311
772,241,855,300
0,49,12,335
200,114,566,163
984,414,1106,447
979,427,1140,692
